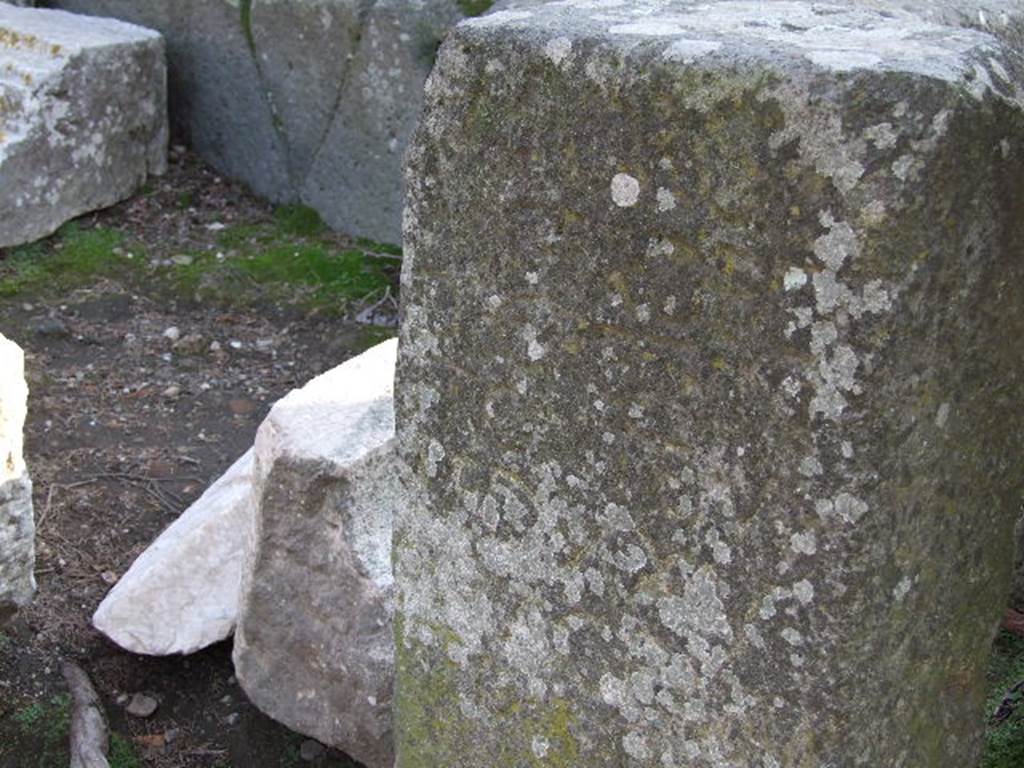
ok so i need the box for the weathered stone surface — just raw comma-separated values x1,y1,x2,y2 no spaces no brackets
395,3,1024,767
299,0,464,242
234,339,398,768
0,5,166,248
92,449,255,656
0,333,34,623
44,0,499,243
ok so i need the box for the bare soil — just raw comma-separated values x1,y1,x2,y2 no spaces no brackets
0,150,387,768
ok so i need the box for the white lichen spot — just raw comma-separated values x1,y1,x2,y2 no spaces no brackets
659,567,732,640
525,271,540,285
426,439,445,478
623,732,651,760
664,295,677,315
863,122,899,150
798,456,823,477
532,735,550,759
893,575,913,601
936,402,951,429
486,294,503,310
792,579,815,604
523,325,546,361
784,267,808,291
636,303,651,323
833,492,868,524
781,376,802,398
657,187,677,211
628,404,644,419
813,220,859,271
544,36,572,66
611,173,640,207
841,441,854,459
790,531,817,556
781,628,803,646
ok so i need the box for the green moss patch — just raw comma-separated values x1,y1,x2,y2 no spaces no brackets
0,222,140,296
168,209,397,314
2,694,71,768
458,0,495,17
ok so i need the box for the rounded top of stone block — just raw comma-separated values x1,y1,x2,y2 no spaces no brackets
459,1,1017,95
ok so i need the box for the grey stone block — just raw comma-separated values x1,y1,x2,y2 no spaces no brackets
0,5,166,247
394,2,1024,766
234,340,399,768
44,0,496,244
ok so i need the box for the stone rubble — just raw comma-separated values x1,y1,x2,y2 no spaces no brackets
0,4,166,247
93,340,398,765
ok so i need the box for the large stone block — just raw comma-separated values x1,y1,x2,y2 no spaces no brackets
0,333,34,623
44,0,498,244
394,3,1024,767
0,5,166,247
234,339,398,768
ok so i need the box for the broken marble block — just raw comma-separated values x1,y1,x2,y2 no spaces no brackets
0,333,34,624
92,450,254,655
394,3,1024,767
0,5,166,248
234,339,398,768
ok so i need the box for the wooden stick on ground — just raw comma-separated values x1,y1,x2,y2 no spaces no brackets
60,660,110,768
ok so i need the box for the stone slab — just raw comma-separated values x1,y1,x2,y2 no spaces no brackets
92,449,255,656
0,5,166,247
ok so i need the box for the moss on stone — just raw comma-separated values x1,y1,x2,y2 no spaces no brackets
457,1,494,18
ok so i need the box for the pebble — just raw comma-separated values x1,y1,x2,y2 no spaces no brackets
126,693,158,718
30,316,69,338
209,341,222,352
171,254,194,266
225,712,241,726
163,326,181,342
162,385,181,398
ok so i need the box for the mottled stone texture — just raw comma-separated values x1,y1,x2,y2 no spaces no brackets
0,334,34,624
394,3,1024,766
0,5,166,248
234,340,398,768
44,0,496,244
